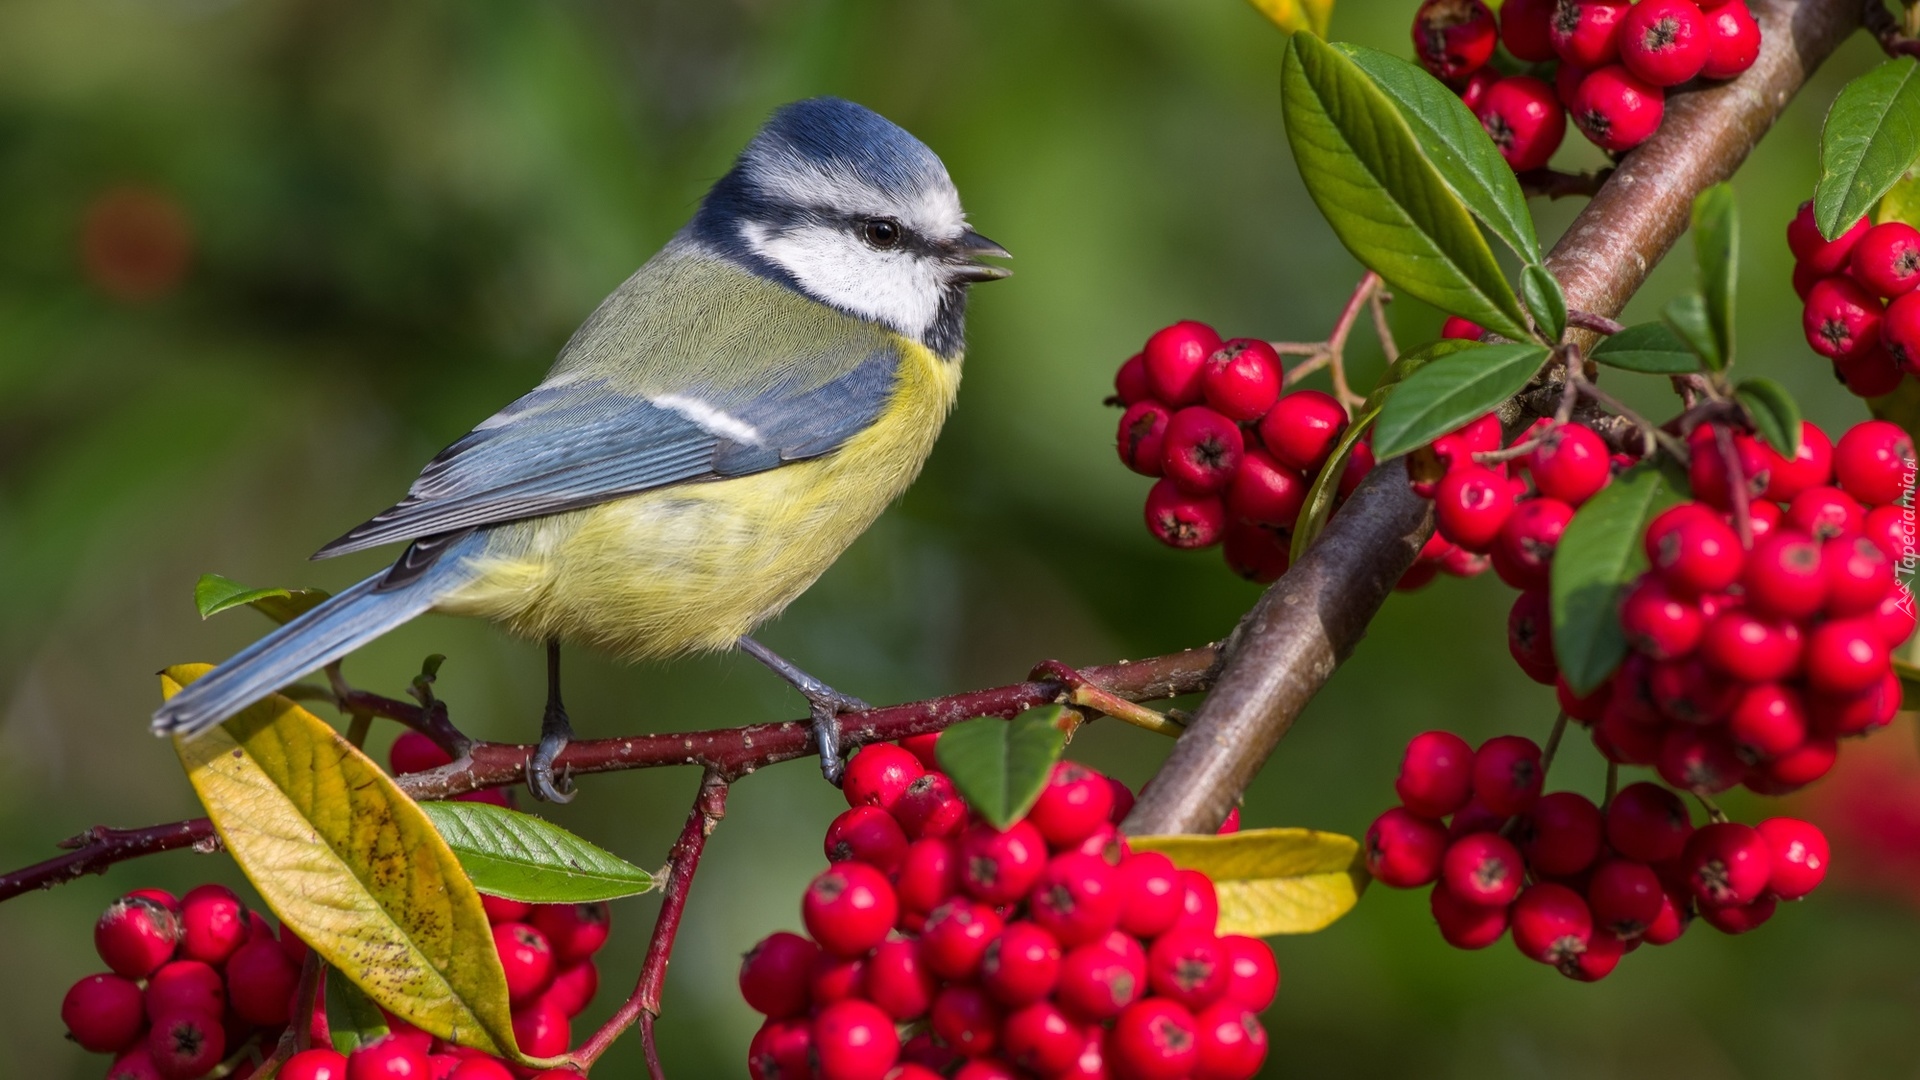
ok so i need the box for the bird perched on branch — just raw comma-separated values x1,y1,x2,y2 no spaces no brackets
151,97,1009,797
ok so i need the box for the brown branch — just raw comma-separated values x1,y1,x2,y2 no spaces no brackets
571,770,729,1075
1518,167,1613,200
1863,0,1920,56
1123,0,1863,836
0,648,1219,900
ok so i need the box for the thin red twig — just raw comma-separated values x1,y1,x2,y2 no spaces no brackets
0,820,219,903
571,771,730,1074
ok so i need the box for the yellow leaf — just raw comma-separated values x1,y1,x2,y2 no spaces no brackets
1130,827,1369,936
163,665,531,1062
1244,0,1333,36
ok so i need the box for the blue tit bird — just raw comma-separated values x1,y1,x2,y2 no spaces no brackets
151,96,1010,797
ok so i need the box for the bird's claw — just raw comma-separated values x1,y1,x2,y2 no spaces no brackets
529,703,577,804
807,690,868,787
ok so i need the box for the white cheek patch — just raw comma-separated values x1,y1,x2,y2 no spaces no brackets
743,221,947,342
652,393,765,446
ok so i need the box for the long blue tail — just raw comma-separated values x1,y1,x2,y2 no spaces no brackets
152,562,465,738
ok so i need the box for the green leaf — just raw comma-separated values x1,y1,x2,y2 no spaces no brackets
162,665,532,1064
1245,0,1333,36
1282,33,1532,342
1550,464,1685,694
1662,292,1723,371
194,573,329,625
1335,43,1541,263
326,968,391,1055
1817,57,1920,239
419,802,656,904
1735,377,1803,458
1520,264,1567,342
1589,322,1701,374
1369,343,1550,459
1128,828,1368,935
1291,339,1474,560
1691,184,1737,369
935,707,1072,830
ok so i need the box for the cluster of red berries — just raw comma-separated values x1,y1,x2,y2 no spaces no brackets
1412,0,1761,169
741,738,1276,1080
1111,320,1372,583
1582,419,1916,796
1365,730,1831,976
70,881,603,1079
1790,201,1920,397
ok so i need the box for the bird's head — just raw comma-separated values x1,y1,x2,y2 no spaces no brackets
689,97,1009,358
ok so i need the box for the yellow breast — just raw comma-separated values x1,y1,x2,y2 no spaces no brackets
434,337,961,660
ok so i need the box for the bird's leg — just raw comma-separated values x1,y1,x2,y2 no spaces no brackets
528,639,577,803
737,636,869,785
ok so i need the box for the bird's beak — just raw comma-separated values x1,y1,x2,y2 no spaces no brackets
946,230,1012,282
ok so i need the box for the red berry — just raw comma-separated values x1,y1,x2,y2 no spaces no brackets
1527,423,1610,505
804,862,898,958
1834,419,1915,506
1682,821,1773,907
1700,0,1761,78
1223,521,1292,584
545,959,598,1018
1162,407,1245,495
813,999,900,1080
178,885,246,967
1192,1008,1270,1080
1476,76,1566,172
529,899,610,957
1441,832,1525,906
1743,532,1827,619
1117,401,1172,477
1257,390,1347,473
283,1049,351,1080
1728,682,1809,762
1620,573,1704,659
1429,882,1509,949
1805,617,1889,694
1108,999,1201,1080
145,960,224,1024
1003,1001,1085,1076
62,972,145,1053
1433,465,1516,552
1699,893,1777,933
1116,852,1184,938
1760,421,1835,501
1510,883,1593,970
481,894,532,925
450,1062,517,1080
1700,608,1802,682
1395,730,1474,819
1788,484,1866,540
1413,0,1499,79
1173,870,1220,934
894,773,967,841
148,1011,225,1080
1145,928,1229,1011
1642,889,1692,945
920,901,1004,981
1794,261,1823,300
1647,503,1742,594
931,983,1002,1058
1851,222,1920,298
1143,321,1222,407
748,1017,812,1080
1688,427,1773,509
1756,817,1829,900
1145,479,1227,548
843,744,925,812
1657,725,1744,794
1557,673,1612,723
1586,858,1664,938
1649,655,1740,725
1789,202,1868,274
511,998,570,1059
1029,852,1123,947
1340,439,1376,499
226,938,301,1026
1837,343,1906,396
1804,275,1884,361
492,923,554,1006
1823,535,1893,615
1114,353,1151,406
1605,782,1692,862
1873,583,1919,648
1500,0,1559,60
1055,940,1144,1022
1364,806,1448,887
809,950,864,1008
1619,0,1710,87
107,1049,165,1080
1517,791,1604,877
1492,497,1573,591
1226,449,1308,529
1472,735,1543,816
1885,290,1920,371
980,921,1062,1006
1510,590,1559,686
1549,0,1630,67
740,931,817,1018
1564,929,1628,982
390,730,454,774
1216,935,1279,1012
959,820,1048,905
851,939,929,1023
96,896,182,980
1571,64,1664,151
1746,733,1839,793
1202,340,1283,421
1440,316,1485,340
897,837,960,915
825,806,911,873
1810,669,1902,736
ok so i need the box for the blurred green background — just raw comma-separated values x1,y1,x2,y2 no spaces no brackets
4,0,1919,1075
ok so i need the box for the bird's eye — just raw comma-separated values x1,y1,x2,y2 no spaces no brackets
860,218,902,249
